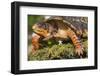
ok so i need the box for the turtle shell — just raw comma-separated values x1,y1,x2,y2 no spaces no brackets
47,16,88,38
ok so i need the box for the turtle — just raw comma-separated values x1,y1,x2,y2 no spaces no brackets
32,16,88,56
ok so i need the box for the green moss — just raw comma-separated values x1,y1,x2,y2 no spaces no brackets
28,39,88,61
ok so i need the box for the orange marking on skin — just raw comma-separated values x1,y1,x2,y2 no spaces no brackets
67,29,83,56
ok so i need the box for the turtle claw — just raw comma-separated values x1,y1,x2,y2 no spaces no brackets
75,48,84,57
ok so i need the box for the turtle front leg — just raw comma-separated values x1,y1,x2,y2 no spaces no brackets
32,33,40,54
67,29,83,56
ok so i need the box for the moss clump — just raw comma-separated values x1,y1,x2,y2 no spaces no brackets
28,40,88,61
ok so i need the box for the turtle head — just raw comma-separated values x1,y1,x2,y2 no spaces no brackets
32,22,50,37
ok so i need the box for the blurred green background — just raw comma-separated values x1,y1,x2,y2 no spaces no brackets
28,15,44,34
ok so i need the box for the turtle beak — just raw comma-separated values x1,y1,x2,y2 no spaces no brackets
32,25,36,30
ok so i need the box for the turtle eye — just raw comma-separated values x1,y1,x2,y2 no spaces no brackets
36,22,49,31
37,23,42,28
44,23,49,30
44,23,48,29
40,23,46,29
37,22,46,29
